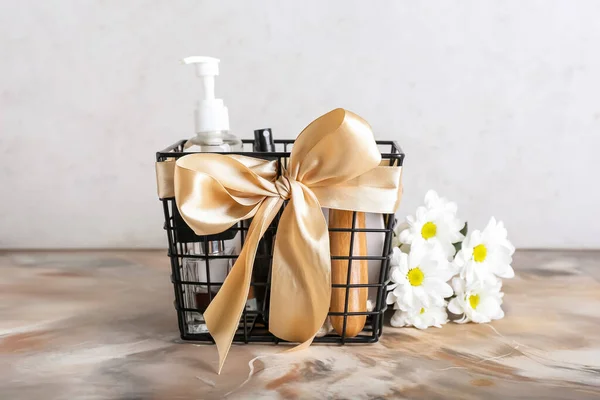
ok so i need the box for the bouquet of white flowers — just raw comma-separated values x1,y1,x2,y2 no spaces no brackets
387,190,515,329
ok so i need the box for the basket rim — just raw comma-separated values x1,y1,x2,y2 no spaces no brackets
156,139,405,164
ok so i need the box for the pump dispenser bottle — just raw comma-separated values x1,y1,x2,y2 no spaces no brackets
182,56,242,152
180,56,242,334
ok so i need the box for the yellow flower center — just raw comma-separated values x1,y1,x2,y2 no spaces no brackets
420,308,425,314
469,294,480,309
421,222,437,239
407,267,424,286
473,244,487,262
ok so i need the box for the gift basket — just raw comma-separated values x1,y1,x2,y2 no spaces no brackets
155,109,404,371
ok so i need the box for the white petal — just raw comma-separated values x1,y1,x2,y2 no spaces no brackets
493,280,504,292
394,221,410,236
392,284,405,298
453,249,469,266
398,228,413,244
398,251,410,268
465,264,477,284
489,247,513,266
445,240,458,258
417,254,437,274
444,201,458,214
454,314,470,324
390,267,403,283
491,307,505,320
448,261,460,277
505,240,516,256
390,247,403,267
424,278,454,298
492,263,515,279
477,296,500,315
472,311,491,324
390,310,408,327
392,282,407,296
486,216,498,231
413,317,428,329
451,277,465,294
440,264,458,282
431,295,446,307
470,230,483,245
494,221,509,241
447,297,463,315
414,287,430,308
449,226,465,243
424,190,440,208
386,292,398,305
408,240,428,261
402,289,415,309
434,307,449,324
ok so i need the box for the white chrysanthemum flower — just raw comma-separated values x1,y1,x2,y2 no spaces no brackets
386,244,454,310
454,217,515,285
448,278,504,323
398,190,465,259
390,304,448,329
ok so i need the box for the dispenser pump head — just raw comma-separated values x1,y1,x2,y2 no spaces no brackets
183,56,229,136
253,128,275,152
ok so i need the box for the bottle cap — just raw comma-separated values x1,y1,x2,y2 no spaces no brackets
253,128,275,152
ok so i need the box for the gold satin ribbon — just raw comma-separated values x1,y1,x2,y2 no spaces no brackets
156,159,176,199
167,108,403,373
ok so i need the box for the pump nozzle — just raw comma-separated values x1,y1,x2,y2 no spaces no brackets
183,56,220,75
183,56,220,101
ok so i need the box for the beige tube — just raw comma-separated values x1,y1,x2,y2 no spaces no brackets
329,210,368,337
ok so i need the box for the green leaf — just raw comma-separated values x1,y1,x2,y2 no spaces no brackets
453,222,468,253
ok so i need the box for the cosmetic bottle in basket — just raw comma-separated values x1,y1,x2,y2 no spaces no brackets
182,56,242,152
183,241,234,333
252,128,276,321
329,210,369,337
179,56,247,333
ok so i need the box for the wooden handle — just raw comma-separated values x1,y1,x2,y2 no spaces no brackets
329,210,368,337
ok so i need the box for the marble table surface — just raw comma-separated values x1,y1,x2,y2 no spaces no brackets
1,250,599,399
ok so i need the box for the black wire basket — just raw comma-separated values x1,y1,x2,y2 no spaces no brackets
157,139,405,344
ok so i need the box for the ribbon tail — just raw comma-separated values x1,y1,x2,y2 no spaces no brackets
269,181,331,344
203,196,283,374
283,336,316,354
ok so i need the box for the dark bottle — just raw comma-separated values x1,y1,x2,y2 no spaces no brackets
253,128,276,322
253,128,276,152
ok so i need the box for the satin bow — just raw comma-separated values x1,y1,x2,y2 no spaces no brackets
173,109,403,373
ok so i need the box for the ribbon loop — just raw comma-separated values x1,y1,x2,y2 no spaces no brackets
171,108,403,373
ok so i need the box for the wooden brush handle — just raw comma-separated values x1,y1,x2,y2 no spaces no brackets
329,210,368,337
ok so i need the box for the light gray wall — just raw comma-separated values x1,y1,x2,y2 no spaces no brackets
1,0,598,249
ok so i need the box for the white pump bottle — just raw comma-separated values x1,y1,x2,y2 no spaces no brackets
180,57,245,334
182,56,242,152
